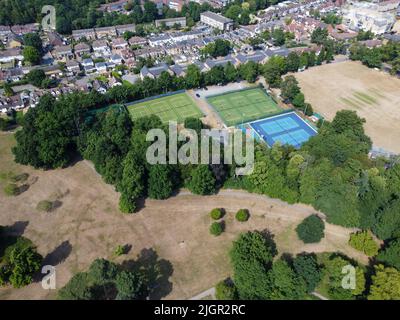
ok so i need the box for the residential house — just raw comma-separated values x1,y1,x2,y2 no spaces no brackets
204,55,237,70
115,24,136,36
82,58,96,73
134,47,166,60
7,34,23,48
66,60,81,73
0,48,24,63
47,32,64,47
109,54,123,65
54,45,73,60
148,34,172,47
140,63,173,79
0,25,11,37
95,62,108,73
72,28,96,41
92,79,108,94
112,37,128,50
128,36,147,47
99,0,129,13
74,42,91,57
169,64,187,77
92,40,111,57
234,51,268,66
10,23,38,35
95,26,117,39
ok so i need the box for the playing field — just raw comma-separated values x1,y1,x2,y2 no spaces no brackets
295,60,400,153
126,92,203,123
249,111,317,148
206,87,282,127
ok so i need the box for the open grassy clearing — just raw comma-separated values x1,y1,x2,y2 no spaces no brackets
206,87,282,127
126,92,203,124
295,60,400,153
0,133,367,299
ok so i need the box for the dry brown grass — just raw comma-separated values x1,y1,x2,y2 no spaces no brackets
0,133,367,300
295,60,400,153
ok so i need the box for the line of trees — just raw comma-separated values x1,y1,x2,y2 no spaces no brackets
349,41,400,74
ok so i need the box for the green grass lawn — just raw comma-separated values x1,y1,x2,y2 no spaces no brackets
126,92,203,124
206,87,282,127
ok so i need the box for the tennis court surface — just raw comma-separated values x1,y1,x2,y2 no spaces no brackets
206,87,282,127
249,111,317,148
126,92,203,123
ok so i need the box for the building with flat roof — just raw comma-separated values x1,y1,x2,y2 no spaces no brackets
200,11,234,31
155,17,187,28
342,1,397,34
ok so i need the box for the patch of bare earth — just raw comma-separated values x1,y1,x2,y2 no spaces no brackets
295,60,400,153
0,133,367,300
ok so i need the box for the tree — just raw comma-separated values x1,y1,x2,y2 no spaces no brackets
272,28,286,46
235,209,250,222
285,52,300,72
23,46,41,65
57,272,94,300
115,271,146,300
238,61,259,83
348,231,379,257
118,151,145,213
368,264,400,300
210,222,224,236
210,208,223,220
185,65,202,89
201,39,232,58
280,75,300,102
3,83,14,97
1,237,42,288
23,33,43,52
372,199,400,240
324,255,365,299
215,279,238,300
224,62,238,83
267,259,307,299
26,69,46,87
311,27,328,45
148,165,173,200
377,239,400,270
296,215,325,243
187,165,216,195
184,117,203,135
293,253,322,293
230,231,277,299
292,92,305,109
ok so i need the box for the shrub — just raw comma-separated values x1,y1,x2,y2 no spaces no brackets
377,239,400,270
114,245,125,256
349,231,379,257
210,208,223,220
296,214,325,243
215,279,238,300
10,173,29,183
3,183,18,196
210,222,224,236
235,209,249,222
36,200,53,212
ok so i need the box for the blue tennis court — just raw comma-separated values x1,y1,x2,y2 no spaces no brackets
249,112,317,148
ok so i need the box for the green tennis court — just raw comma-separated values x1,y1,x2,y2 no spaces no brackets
126,92,203,123
206,87,282,127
